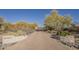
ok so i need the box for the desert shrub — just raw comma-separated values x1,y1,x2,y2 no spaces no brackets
57,31,70,36
47,30,51,33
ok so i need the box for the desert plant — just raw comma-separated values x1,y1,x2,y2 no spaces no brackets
44,10,72,31
57,31,70,36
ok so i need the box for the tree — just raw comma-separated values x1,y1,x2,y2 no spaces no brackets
15,21,38,30
4,22,12,31
16,21,28,30
44,10,59,30
44,10,72,31
28,23,38,30
64,16,72,28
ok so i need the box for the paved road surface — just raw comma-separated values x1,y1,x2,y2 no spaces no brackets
6,31,76,50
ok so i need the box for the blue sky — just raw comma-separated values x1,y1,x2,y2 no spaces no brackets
0,9,79,26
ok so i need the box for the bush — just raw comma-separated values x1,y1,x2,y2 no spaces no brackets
47,30,51,33
57,31,70,36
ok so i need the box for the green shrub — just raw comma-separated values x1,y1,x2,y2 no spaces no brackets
57,31,70,36
47,30,51,33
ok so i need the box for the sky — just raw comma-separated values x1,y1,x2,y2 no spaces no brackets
0,9,79,26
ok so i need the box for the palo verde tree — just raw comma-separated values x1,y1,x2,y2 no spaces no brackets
44,10,72,31
16,21,38,30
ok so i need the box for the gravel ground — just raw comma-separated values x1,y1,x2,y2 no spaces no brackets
3,35,27,44
0,35,27,50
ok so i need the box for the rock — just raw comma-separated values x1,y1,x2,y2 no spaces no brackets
60,35,75,47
